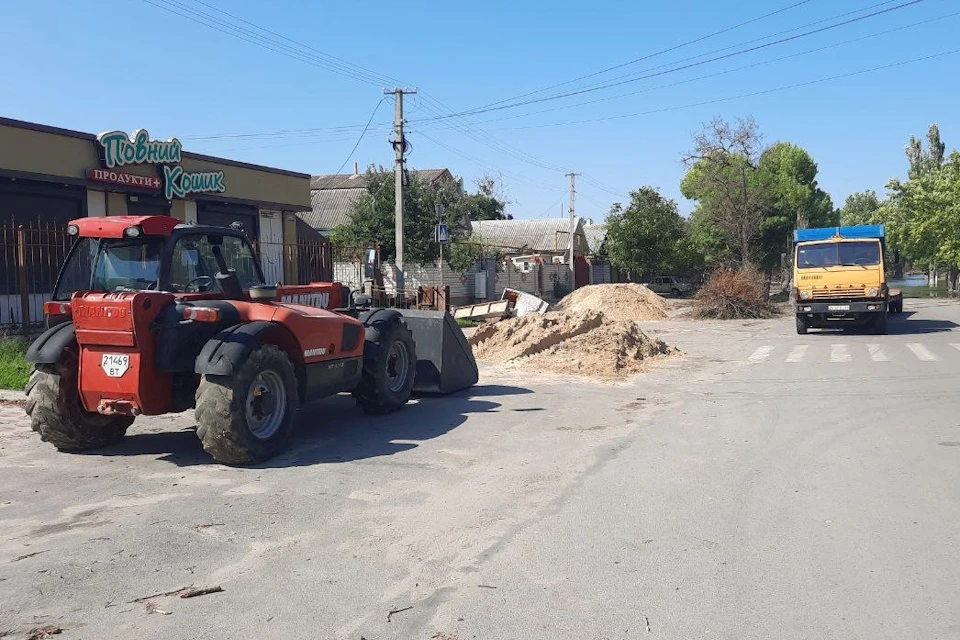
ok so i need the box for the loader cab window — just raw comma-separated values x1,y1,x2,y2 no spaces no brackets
54,237,164,300
169,233,263,293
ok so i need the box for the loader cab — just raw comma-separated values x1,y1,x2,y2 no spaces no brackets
53,216,266,304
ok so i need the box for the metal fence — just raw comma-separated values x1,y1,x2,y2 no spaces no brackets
0,220,335,334
284,236,333,285
0,220,72,332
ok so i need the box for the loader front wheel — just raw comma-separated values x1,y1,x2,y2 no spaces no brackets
353,319,416,415
195,344,298,465
25,350,132,451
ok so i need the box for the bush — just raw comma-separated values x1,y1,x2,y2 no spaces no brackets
0,336,31,390
693,266,778,319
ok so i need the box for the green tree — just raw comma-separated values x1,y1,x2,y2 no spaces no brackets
839,190,881,226
906,123,946,179
882,152,960,274
757,141,836,271
330,169,508,264
605,186,685,277
681,118,834,273
681,117,773,267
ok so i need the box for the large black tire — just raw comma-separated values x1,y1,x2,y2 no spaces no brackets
353,319,416,415
871,310,888,335
24,349,133,451
195,344,298,465
796,315,809,335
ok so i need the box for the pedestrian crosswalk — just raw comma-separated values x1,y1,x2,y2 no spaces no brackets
746,342,960,364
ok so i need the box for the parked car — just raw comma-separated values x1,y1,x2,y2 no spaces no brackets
644,275,694,297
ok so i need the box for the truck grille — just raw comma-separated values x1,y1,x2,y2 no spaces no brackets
812,287,866,299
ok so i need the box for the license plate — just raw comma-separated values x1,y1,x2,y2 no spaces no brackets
101,354,130,378
827,305,850,311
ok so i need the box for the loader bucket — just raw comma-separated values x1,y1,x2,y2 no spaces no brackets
398,309,479,394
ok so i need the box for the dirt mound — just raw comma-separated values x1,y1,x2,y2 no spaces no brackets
554,283,668,321
469,310,677,379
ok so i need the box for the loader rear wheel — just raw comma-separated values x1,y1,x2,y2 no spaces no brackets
195,344,298,466
24,349,132,451
353,320,416,415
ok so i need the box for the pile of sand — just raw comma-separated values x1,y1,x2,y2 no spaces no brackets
469,310,677,380
554,283,669,322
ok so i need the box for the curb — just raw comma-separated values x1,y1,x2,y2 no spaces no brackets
0,389,27,403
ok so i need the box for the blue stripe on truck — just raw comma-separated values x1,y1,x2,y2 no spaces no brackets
794,224,885,243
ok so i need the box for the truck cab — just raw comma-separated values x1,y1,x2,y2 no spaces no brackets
793,225,902,335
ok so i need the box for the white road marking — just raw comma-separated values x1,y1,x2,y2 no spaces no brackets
950,343,960,353
867,344,890,362
785,345,808,363
906,343,938,361
830,344,852,363
748,346,774,363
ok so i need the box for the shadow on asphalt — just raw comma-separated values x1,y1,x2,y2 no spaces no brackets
888,315,959,335
83,384,534,468
807,312,959,336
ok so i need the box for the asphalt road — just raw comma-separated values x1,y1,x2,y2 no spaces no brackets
2,299,959,639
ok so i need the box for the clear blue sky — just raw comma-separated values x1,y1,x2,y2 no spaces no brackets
2,0,958,219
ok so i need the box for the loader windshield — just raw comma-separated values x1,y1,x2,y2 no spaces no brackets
54,237,163,300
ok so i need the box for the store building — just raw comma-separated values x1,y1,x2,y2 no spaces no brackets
0,117,313,286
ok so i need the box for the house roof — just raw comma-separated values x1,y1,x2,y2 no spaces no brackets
582,224,608,255
299,187,367,231
470,218,586,253
309,168,451,190
302,168,453,231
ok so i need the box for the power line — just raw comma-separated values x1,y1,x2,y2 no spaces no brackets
411,0,928,122
416,8,959,133
326,98,386,188
140,0,395,87
524,0,901,100
185,0,401,86
412,130,560,192
148,0,569,183
475,0,819,110
184,7,958,149
461,48,960,132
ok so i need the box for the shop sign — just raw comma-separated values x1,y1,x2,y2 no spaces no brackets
97,129,182,168
92,129,227,200
85,168,162,190
162,165,225,200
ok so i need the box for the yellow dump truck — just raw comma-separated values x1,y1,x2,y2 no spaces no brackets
793,225,902,335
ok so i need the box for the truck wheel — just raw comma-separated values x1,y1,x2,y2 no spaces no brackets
353,319,416,415
871,310,888,335
24,350,133,451
195,344,298,465
796,315,809,335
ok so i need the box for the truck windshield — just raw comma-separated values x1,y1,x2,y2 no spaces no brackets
54,237,164,300
796,241,881,268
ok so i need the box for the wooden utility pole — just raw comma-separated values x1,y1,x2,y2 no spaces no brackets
385,87,417,306
566,172,580,289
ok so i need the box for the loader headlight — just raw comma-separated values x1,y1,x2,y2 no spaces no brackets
799,290,810,300
868,287,879,297
123,226,142,238
66,224,79,236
